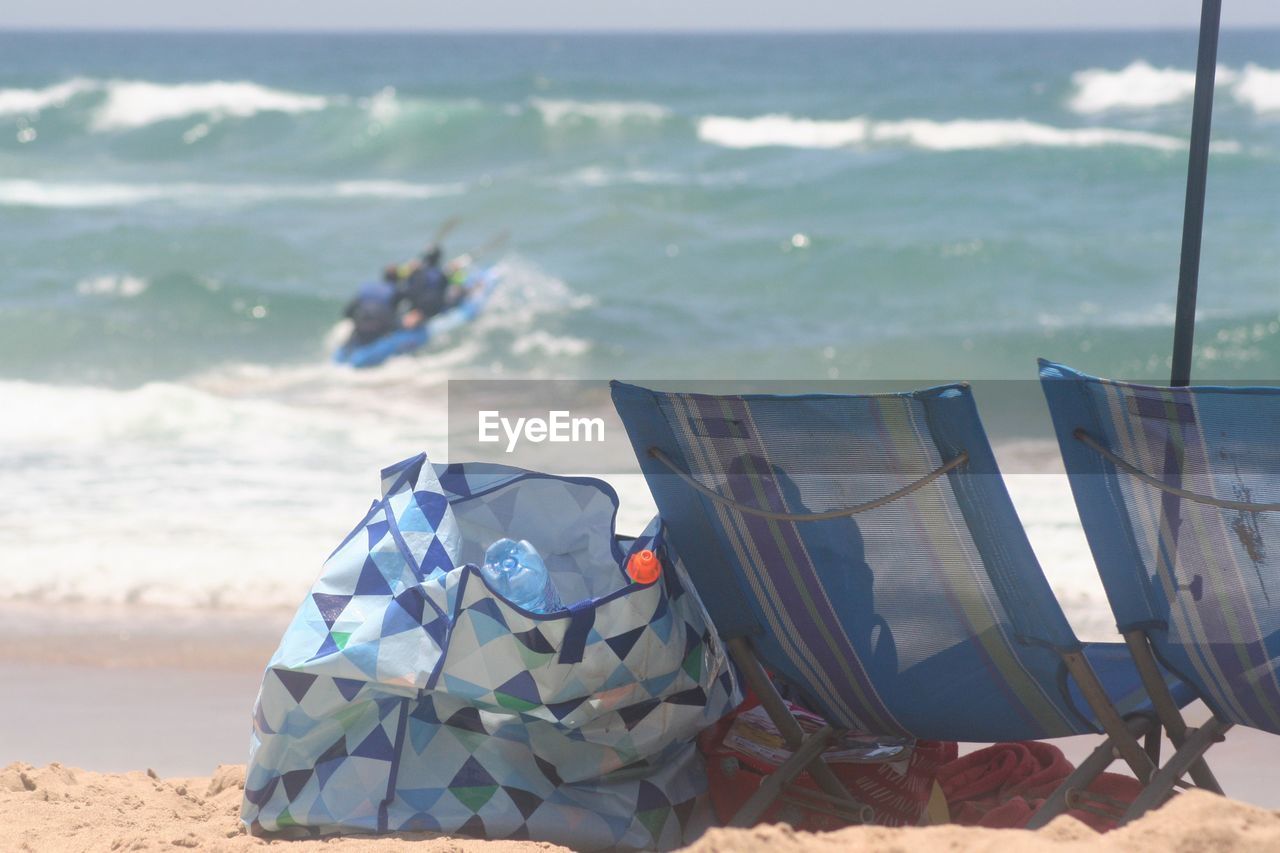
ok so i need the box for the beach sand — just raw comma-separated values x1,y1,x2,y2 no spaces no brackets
7,597,1280,791
4,762,1279,852
5,586,1280,851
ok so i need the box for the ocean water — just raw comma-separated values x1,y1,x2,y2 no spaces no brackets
1,31,1278,625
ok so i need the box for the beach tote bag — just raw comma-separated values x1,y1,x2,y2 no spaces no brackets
242,453,740,851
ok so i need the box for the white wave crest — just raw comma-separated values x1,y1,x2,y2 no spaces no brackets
1069,60,1280,115
510,329,592,358
461,259,597,377
870,118,1186,152
90,79,329,131
0,377,438,609
547,166,685,188
1233,63,1280,113
358,85,402,123
0,77,428,131
0,77,99,116
332,180,467,199
1070,61,1205,113
0,179,465,209
698,113,1196,153
0,180,172,207
543,166,747,190
530,98,671,126
75,275,149,298
698,114,869,149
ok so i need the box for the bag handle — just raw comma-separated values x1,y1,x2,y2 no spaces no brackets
557,601,596,664
647,446,968,522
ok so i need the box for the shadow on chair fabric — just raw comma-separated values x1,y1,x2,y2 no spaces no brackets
1040,359,1280,820
611,379,1191,828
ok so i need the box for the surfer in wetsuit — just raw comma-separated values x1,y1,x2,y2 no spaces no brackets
397,246,451,328
342,277,400,347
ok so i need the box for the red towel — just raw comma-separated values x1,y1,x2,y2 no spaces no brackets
938,741,1142,831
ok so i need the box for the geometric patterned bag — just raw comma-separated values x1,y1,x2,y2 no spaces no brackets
242,453,740,850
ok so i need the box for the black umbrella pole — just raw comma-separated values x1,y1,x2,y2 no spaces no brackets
1171,0,1223,387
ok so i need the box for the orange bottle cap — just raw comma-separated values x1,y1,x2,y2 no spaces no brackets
626,549,661,584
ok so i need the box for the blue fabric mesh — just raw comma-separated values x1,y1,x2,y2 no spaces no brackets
1041,360,1280,734
612,381,1156,742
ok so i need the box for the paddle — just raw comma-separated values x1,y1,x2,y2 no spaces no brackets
427,215,462,253
389,216,462,280
449,229,510,272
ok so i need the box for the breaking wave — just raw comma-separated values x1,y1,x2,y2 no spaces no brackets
0,78,683,145
88,79,329,130
0,77,98,116
698,114,869,149
696,113,1202,153
529,98,672,126
75,274,150,298
545,166,686,188
1070,61,1204,113
1070,60,1280,114
1234,64,1280,114
869,118,1191,152
0,375,436,609
0,178,466,209
0,77,330,130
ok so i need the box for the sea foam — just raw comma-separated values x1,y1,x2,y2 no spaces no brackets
0,374,1107,630
0,77,410,130
1070,60,1207,113
0,77,99,116
697,114,870,149
75,274,150,298
870,118,1186,152
89,79,329,130
1233,64,1280,113
0,179,465,209
0,377,423,609
529,98,672,126
547,166,691,188
697,113,1193,152
1070,60,1280,114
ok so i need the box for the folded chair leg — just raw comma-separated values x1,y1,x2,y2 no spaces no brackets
1026,715,1151,829
1121,716,1233,823
725,637,874,825
1060,651,1156,783
1144,722,1162,765
729,725,837,827
1123,631,1224,795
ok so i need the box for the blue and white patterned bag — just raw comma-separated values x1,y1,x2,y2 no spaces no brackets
243,453,739,850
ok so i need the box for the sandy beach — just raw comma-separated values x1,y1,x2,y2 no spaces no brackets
4,598,1280,851
5,762,1280,852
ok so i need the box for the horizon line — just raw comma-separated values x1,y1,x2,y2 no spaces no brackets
2,24,1279,36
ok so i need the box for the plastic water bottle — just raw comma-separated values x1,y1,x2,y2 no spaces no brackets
481,538,563,613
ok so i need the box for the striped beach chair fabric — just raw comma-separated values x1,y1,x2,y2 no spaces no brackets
1041,359,1280,818
611,380,1193,826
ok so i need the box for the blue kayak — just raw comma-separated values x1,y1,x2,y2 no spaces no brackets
333,265,501,368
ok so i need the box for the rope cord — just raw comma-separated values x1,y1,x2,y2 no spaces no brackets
647,446,968,522
1074,428,1280,513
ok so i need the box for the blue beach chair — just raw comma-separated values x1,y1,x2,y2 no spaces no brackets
612,380,1196,827
1041,359,1279,819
